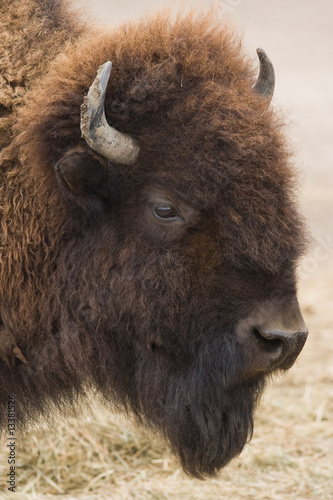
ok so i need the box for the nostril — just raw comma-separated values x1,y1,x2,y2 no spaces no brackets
236,302,309,374
252,328,284,353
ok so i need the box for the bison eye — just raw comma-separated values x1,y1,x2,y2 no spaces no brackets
153,204,180,222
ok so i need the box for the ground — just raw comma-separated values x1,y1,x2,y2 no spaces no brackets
0,0,332,498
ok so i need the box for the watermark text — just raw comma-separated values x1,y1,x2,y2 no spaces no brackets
6,395,17,493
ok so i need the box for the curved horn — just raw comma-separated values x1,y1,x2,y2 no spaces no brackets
80,61,140,166
253,48,275,104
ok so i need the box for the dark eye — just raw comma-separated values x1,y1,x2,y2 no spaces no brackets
153,204,179,221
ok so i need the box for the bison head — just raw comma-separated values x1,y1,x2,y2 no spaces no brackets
6,13,308,479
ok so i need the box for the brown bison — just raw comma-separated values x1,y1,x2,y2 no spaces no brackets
0,0,308,478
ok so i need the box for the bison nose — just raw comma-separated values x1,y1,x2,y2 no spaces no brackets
251,326,308,370
236,297,308,374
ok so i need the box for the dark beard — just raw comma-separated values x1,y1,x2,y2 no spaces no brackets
134,339,266,478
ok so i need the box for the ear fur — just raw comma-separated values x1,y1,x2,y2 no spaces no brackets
54,146,123,213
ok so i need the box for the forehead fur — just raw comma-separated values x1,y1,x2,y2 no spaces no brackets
17,9,307,272
18,10,258,162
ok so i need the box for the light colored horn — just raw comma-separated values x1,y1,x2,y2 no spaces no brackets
80,61,140,165
253,48,275,104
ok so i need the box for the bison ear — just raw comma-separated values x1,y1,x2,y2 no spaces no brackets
54,146,123,213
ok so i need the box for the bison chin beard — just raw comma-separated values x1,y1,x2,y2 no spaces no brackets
134,341,266,479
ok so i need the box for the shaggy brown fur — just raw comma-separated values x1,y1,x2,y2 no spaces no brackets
0,1,308,478
0,0,82,149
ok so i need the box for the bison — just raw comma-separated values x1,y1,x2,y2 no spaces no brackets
0,0,308,478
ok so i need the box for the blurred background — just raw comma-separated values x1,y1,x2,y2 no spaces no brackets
2,1,332,498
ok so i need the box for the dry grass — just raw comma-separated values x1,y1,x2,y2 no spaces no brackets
0,258,332,500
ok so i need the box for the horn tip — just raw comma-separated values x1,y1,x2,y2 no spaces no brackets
256,48,267,61
97,61,112,88
100,60,112,73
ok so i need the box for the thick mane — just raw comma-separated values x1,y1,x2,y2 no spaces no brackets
0,0,85,422
17,10,252,166
0,0,83,150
